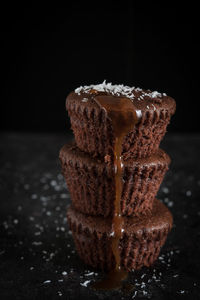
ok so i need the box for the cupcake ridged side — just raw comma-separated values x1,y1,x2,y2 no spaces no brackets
60,143,170,217
67,199,173,271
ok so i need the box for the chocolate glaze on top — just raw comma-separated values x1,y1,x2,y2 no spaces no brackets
66,87,176,117
92,95,140,290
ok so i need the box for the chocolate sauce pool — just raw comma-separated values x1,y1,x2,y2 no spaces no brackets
92,95,139,290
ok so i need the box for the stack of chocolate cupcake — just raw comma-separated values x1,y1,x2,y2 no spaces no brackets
60,82,176,274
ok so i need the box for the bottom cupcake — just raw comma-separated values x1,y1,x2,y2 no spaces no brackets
67,199,173,271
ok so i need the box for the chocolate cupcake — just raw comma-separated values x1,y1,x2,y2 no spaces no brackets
67,199,173,271
60,143,170,217
66,82,176,160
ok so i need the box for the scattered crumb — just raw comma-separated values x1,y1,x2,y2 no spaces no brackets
60,193,69,199
62,271,67,276
24,184,30,190
34,232,41,236
132,290,137,298
85,272,94,276
178,290,185,294
168,201,174,207
162,187,169,194
186,190,192,197
50,180,57,186
143,290,148,296
163,197,174,208
43,184,49,190
80,280,91,287
32,241,43,246
43,280,51,284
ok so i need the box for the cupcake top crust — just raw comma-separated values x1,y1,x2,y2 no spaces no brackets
66,81,176,115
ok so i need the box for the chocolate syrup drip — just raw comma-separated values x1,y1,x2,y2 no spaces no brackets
92,95,139,290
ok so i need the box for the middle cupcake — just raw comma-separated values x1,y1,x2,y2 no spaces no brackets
60,143,170,217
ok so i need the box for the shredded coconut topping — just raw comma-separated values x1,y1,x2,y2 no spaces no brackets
75,80,166,100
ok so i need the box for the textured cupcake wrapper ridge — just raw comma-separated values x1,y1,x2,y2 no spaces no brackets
67,99,173,160
67,207,172,271
60,145,169,217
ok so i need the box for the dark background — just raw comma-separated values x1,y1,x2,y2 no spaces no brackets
1,2,198,133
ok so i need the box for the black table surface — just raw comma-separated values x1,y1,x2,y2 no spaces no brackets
0,132,200,300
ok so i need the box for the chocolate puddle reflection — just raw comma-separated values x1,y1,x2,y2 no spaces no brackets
92,95,139,290
91,269,128,290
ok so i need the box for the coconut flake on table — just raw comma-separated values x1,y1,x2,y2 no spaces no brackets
43,280,51,284
75,80,166,100
132,290,137,298
62,271,67,276
186,190,192,196
162,187,169,194
17,205,22,211
178,290,185,294
84,272,94,277
80,280,91,287
32,241,43,246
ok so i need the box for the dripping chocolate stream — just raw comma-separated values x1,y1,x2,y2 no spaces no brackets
92,95,139,290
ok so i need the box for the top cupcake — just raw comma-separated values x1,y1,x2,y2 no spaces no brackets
66,81,176,161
